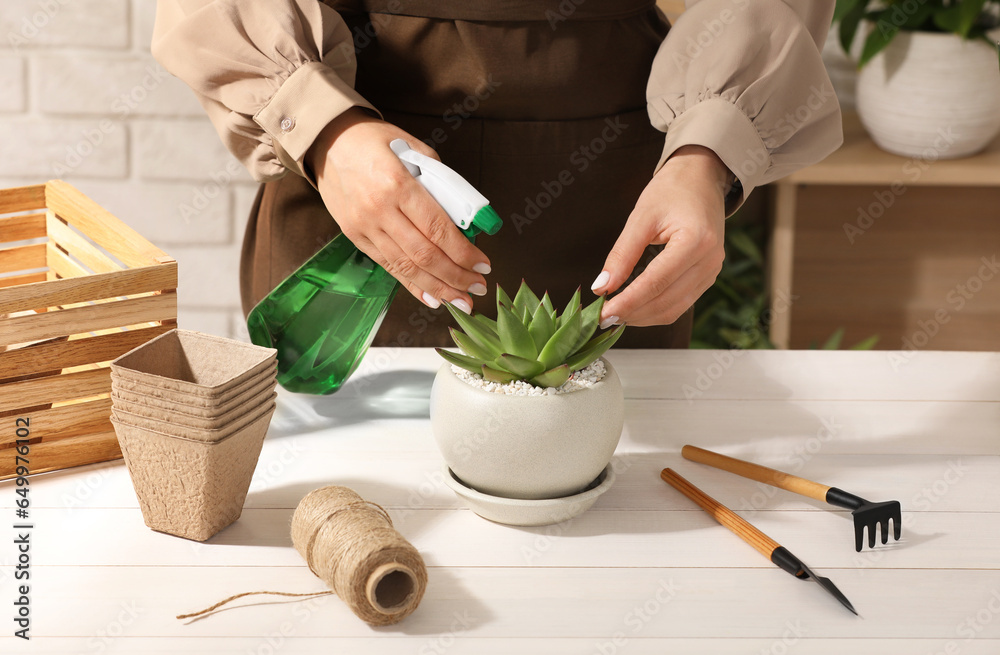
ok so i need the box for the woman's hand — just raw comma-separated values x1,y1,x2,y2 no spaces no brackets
306,108,491,313
590,145,730,327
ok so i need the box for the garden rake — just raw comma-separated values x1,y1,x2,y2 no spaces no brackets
682,445,902,551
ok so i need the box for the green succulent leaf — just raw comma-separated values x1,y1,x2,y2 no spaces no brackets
565,324,625,371
471,311,498,335
496,284,513,318
540,291,555,315
444,302,502,355
435,347,485,376
563,287,581,319
450,327,495,362
498,302,538,359
569,295,605,355
538,310,582,370
530,364,571,389
482,364,519,383
494,353,545,379
528,302,556,353
513,279,542,318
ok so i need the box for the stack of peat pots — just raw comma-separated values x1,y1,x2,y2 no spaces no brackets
109,329,278,541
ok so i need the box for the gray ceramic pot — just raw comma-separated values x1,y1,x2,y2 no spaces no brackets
429,358,625,500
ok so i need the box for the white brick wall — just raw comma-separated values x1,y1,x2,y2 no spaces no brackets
0,0,260,338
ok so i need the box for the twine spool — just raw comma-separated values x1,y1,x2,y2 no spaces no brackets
290,485,427,625
176,485,426,626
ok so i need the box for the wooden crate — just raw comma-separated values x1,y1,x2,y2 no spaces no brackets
0,180,177,479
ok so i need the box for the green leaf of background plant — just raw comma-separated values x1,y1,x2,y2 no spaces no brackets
850,334,880,350
859,17,899,66
528,302,556,353
530,364,571,388
565,324,625,371
935,0,987,37
435,348,484,375
538,311,582,370
821,327,845,350
834,0,862,23
727,230,763,265
494,353,545,378
498,303,537,359
449,327,494,362
839,0,867,54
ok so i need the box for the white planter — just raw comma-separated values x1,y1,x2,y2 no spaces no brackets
429,358,625,501
857,29,1000,159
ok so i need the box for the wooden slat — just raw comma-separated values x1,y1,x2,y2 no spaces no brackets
45,180,173,269
0,396,111,448
0,182,46,214
0,324,173,379
0,291,176,347
0,261,176,314
0,365,108,410
46,210,123,274
46,241,92,279
0,429,120,480
0,271,47,289
0,211,46,243
0,242,46,275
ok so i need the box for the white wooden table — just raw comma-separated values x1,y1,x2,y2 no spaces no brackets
3,348,999,654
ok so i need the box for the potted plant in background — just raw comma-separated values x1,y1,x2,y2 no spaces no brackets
836,0,1000,158
429,281,625,526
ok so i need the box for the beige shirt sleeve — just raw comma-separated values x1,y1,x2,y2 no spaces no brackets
648,0,843,213
151,0,379,182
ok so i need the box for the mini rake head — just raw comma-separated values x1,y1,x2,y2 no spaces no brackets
826,487,902,551
851,499,902,552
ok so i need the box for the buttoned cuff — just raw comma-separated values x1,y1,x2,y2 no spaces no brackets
254,61,380,181
652,98,769,217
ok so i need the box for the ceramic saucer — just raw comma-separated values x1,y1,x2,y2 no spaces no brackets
443,463,616,527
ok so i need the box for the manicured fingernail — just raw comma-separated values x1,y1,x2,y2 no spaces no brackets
422,292,441,309
599,315,619,330
468,283,487,296
452,299,472,314
473,262,491,275
591,270,610,291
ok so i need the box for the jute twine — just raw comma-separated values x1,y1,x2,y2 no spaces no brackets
176,485,427,626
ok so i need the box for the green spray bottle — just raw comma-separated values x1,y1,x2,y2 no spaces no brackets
246,139,502,395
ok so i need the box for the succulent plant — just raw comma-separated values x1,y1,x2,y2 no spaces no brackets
435,280,625,388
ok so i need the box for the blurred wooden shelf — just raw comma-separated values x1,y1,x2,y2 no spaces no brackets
768,112,1000,350
786,112,1000,186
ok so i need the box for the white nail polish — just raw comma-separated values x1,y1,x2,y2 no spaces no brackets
422,292,441,309
468,283,487,296
599,315,619,330
452,299,472,315
473,262,492,275
591,270,610,291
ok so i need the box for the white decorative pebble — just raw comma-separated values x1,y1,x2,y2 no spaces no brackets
451,359,607,396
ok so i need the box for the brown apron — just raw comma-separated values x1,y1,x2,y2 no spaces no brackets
240,0,692,349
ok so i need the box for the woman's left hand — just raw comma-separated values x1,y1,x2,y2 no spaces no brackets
591,144,731,328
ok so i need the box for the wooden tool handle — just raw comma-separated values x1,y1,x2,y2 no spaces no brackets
660,468,779,560
682,445,831,502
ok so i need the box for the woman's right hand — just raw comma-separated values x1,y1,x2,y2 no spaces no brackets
306,108,491,313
